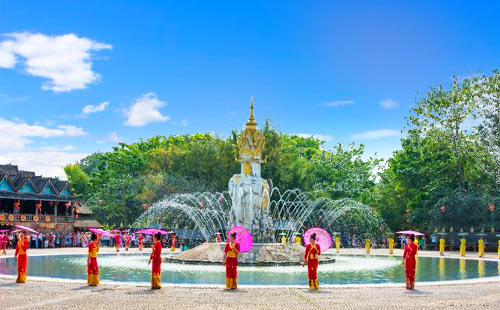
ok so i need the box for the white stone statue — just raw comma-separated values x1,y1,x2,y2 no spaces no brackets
228,98,274,240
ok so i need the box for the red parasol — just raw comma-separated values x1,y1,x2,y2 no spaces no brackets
14,224,39,235
304,227,333,251
228,226,253,253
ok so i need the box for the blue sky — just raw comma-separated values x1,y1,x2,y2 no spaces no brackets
1,1,499,177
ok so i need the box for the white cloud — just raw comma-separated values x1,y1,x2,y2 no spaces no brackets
181,119,188,127
0,118,88,178
378,99,399,109
0,151,87,179
81,101,109,116
0,32,112,92
293,133,333,142
350,129,401,140
107,132,120,142
319,100,355,107
125,92,170,127
0,118,87,139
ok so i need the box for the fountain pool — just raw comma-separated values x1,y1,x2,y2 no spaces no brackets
1,253,499,285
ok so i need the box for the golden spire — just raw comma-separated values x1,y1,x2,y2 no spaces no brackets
245,96,257,129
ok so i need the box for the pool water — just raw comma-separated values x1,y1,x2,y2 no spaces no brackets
1,253,499,285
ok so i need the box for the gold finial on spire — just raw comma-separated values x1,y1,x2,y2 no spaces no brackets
246,96,257,129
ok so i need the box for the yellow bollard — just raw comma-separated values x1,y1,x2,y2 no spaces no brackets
439,238,445,256
498,240,500,259
388,238,394,254
460,238,466,256
478,239,485,257
365,238,370,254
281,236,287,245
295,236,301,245
336,236,341,253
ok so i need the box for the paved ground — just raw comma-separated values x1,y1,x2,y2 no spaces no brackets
0,247,499,309
1,278,499,310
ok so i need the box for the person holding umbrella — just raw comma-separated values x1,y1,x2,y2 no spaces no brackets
402,234,418,290
222,232,240,290
14,232,30,283
87,233,101,286
148,232,162,289
303,233,321,290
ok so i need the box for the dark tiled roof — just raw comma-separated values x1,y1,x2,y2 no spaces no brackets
19,170,35,177
0,164,19,175
0,164,75,201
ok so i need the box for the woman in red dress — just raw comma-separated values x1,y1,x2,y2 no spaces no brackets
125,233,131,251
222,232,240,290
148,232,162,289
303,233,321,290
114,233,121,252
138,234,144,252
87,233,101,286
14,232,30,283
403,234,418,290
2,233,8,254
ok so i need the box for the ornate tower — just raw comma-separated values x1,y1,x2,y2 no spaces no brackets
238,97,265,177
228,98,273,241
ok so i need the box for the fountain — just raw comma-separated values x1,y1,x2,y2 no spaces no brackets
135,98,385,265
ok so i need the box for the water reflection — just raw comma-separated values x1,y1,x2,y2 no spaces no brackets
439,257,445,280
478,260,485,278
459,258,466,279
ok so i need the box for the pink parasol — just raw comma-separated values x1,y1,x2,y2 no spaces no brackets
89,228,114,237
396,230,425,236
10,229,22,234
0,230,9,232
122,230,129,233
110,230,121,233
137,229,168,235
227,226,253,253
14,224,39,235
304,227,333,251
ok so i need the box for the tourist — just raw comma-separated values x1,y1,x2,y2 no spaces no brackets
87,233,101,286
115,232,121,252
303,233,320,290
148,232,162,289
222,232,240,290
14,232,30,283
0,232,4,254
2,232,8,254
138,233,144,251
402,234,418,290
125,233,131,251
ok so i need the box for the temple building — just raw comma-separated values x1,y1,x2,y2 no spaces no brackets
0,164,102,232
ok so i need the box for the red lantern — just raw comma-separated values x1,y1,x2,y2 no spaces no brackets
440,205,446,213
489,203,495,212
